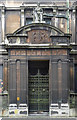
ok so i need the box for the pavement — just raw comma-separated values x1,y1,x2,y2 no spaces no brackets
2,116,77,120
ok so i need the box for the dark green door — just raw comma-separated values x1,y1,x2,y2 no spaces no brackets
28,61,49,114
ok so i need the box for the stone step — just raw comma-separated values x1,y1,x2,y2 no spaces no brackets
2,117,77,120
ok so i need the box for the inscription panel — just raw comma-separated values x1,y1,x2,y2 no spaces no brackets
16,51,21,55
27,50,36,56
10,50,15,55
52,50,67,55
10,49,67,57
41,50,51,55
36,50,41,56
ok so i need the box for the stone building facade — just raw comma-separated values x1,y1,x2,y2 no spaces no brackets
0,0,77,117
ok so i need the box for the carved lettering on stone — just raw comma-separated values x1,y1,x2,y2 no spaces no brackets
37,50,41,55
10,50,15,55
27,50,31,55
42,50,51,55
52,50,67,55
21,51,26,55
16,51,21,55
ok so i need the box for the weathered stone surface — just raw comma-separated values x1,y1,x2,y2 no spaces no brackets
27,30,50,44
6,13,20,33
2,116,77,120
52,50,67,55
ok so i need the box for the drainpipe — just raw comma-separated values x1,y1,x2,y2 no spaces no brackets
66,0,69,33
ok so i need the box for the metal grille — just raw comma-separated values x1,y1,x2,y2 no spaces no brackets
28,65,49,113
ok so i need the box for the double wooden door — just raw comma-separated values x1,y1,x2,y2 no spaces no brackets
28,61,49,114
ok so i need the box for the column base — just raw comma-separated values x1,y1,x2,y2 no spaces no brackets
9,104,28,117
49,103,69,117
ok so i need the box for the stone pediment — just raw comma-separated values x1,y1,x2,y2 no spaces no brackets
6,23,71,46
11,23,64,36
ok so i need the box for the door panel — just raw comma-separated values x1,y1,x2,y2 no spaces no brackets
28,61,49,113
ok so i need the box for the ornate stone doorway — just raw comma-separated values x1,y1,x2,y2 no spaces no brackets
28,61,49,114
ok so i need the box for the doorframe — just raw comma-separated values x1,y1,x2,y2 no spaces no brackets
28,59,50,114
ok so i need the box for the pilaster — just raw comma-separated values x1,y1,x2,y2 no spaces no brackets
1,6,5,41
72,9,76,43
20,7,25,27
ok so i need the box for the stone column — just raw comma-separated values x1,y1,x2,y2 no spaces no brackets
21,7,24,27
3,60,8,91
58,60,62,104
49,59,58,116
53,9,58,28
49,59,52,106
72,10,77,43
72,9,75,43
17,60,20,105
8,60,17,104
62,60,70,103
1,6,5,41
55,17,58,28
20,60,28,104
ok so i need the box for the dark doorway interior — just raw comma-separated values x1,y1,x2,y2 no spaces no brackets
28,61,49,114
